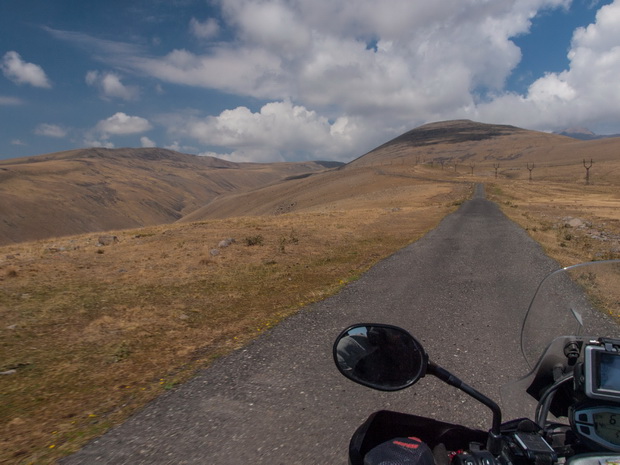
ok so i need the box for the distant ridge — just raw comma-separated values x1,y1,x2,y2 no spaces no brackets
554,127,620,141
3,120,620,245
6,147,238,168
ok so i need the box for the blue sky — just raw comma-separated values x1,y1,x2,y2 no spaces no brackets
1,0,619,162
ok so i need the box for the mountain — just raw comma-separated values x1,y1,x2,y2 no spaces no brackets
3,120,620,245
0,148,335,245
555,127,620,141
180,119,620,222
348,120,574,167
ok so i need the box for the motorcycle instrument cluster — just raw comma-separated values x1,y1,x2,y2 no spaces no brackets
572,406,620,451
584,342,620,402
569,339,620,451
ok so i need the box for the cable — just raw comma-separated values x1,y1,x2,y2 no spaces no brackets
535,375,574,429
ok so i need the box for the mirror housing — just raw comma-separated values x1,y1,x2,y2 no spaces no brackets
333,323,428,391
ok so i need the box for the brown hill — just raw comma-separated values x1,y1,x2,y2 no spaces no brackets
0,147,332,245
3,121,619,244
351,120,620,167
349,119,567,166
179,120,620,221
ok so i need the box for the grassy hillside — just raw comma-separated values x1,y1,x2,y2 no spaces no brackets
0,147,332,245
350,119,619,170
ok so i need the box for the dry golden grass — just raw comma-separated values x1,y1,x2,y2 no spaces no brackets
0,174,469,464
487,170,620,325
0,147,331,245
485,158,620,266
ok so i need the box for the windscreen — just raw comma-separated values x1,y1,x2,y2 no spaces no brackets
501,260,620,420
520,261,620,369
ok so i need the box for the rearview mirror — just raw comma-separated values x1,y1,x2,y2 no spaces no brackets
333,324,427,391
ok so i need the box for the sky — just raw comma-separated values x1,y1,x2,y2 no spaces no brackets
1,0,619,163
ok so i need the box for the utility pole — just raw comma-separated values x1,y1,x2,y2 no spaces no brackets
583,158,593,185
526,163,535,182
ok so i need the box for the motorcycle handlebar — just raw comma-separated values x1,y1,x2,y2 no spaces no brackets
427,361,503,454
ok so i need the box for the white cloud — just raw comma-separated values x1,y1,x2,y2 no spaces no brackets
96,112,152,137
171,100,367,162
122,1,569,117
86,71,139,101
165,141,182,151
0,95,23,105
230,1,311,56
473,0,620,131
1,51,52,88
127,0,585,160
47,0,620,161
140,136,156,147
35,123,67,138
11,139,26,146
164,141,198,153
189,17,220,39
133,47,286,98
84,138,115,149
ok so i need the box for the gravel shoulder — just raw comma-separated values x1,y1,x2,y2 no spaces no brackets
60,184,559,465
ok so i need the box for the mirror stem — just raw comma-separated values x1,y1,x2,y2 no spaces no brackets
427,362,502,454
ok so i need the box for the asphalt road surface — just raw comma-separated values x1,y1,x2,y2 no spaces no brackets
61,184,561,464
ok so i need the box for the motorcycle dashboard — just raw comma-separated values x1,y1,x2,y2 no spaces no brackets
585,345,620,402
573,406,620,451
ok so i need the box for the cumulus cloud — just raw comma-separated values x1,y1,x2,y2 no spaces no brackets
47,0,620,160
86,71,139,100
1,51,52,88
96,112,152,137
164,141,199,153
165,141,183,151
473,0,620,131
115,0,572,138
84,138,115,149
228,1,311,56
98,1,562,107
170,100,366,162
35,123,67,138
140,136,156,147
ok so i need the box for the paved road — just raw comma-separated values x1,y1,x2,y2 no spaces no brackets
61,184,560,464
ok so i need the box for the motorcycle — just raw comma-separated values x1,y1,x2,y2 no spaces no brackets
333,260,620,465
